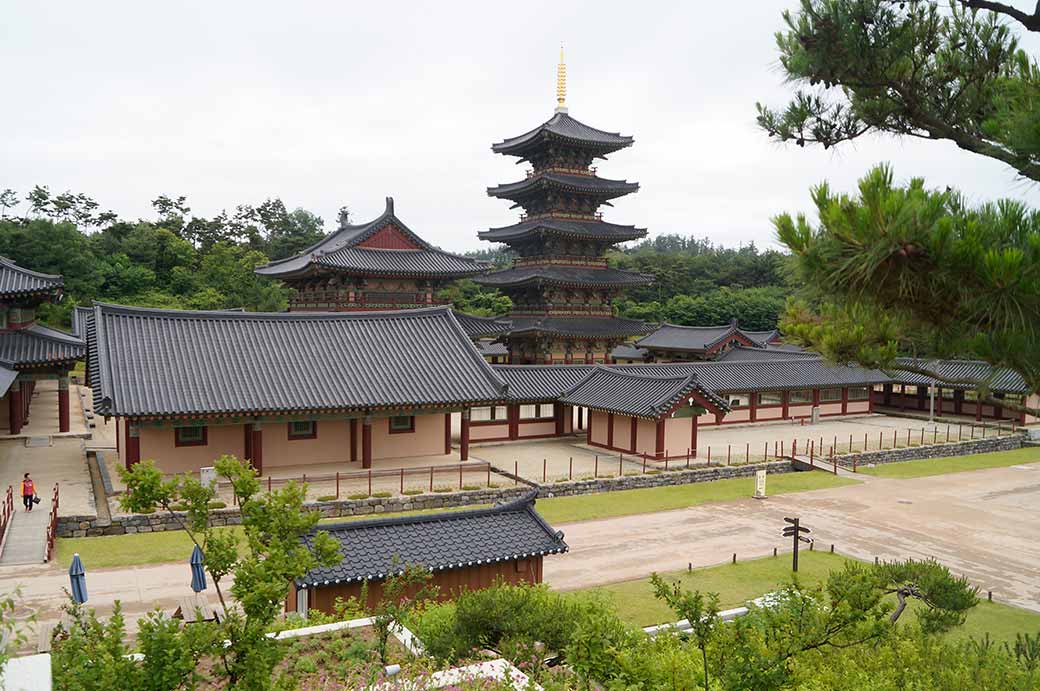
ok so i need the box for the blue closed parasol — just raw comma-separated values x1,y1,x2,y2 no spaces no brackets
69,553,87,604
190,544,207,593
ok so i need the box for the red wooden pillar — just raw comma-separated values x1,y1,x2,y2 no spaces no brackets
8,385,22,435
21,381,31,423
655,418,666,458
244,423,252,460
362,416,373,469
840,387,848,415
630,416,638,453
749,392,758,422
812,388,821,407
58,376,70,433
508,404,519,440
553,403,564,436
250,422,263,475
443,412,452,455
781,391,790,420
606,413,614,448
349,418,358,463
125,421,140,470
460,409,470,461
690,415,699,456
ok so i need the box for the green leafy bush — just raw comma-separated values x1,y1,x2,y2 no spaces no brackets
315,494,337,502
372,491,392,498
412,581,605,663
347,493,369,500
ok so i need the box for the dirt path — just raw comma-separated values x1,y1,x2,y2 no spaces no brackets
545,463,1040,612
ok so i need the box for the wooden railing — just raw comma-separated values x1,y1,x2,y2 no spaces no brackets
44,482,59,562
220,462,495,504
0,486,13,556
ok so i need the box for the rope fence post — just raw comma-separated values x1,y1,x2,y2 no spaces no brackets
569,457,573,480
335,472,339,499
542,459,547,483
745,442,749,464
400,469,404,495
727,444,731,466
487,464,491,487
431,466,436,492
595,455,599,478
367,470,372,496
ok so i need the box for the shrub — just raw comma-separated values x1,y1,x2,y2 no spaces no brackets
372,491,392,498
432,486,454,493
461,484,482,491
315,494,337,502
402,488,423,496
347,493,370,500
413,581,606,663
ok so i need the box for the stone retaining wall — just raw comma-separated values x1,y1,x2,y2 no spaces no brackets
838,434,1023,469
56,460,793,537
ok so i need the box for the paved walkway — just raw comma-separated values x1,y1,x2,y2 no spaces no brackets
0,501,51,565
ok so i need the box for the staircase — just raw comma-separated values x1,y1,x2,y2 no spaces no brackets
0,497,50,565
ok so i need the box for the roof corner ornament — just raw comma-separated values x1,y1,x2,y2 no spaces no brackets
555,44,568,114
385,196,394,215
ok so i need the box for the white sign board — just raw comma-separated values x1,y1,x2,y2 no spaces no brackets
200,466,217,489
754,470,767,499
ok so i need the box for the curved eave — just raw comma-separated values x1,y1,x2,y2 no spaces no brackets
487,176,639,202
492,132,633,158
98,397,509,421
474,274,654,290
478,223,647,244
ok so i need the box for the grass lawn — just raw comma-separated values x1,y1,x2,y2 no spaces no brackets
535,470,856,524
857,447,1040,479
579,552,1040,644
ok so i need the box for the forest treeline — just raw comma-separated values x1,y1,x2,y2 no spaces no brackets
0,186,793,330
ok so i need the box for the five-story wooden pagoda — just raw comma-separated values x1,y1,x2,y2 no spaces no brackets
477,51,653,364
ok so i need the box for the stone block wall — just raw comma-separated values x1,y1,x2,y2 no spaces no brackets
838,434,1023,469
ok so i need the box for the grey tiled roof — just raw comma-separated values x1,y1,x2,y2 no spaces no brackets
475,266,654,289
0,324,85,367
494,365,597,401
504,316,654,339
492,112,633,156
493,358,889,402
476,339,508,358
255,198,485,280
619,358,891,393
887,358,1030,394
636,323,749,352
717,345,815,362
0,362,16,397
451,311,511,339
742,329,782,346
610,343,648,361
0,257,64,299
70,306,92,338
488,173,639,202
561,366,729,419
296,492,567,588
479,218,646,244
87,304,508,417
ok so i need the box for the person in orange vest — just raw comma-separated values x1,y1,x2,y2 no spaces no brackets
20,473,36,512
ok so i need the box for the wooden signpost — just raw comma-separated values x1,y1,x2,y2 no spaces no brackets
782,517,812,572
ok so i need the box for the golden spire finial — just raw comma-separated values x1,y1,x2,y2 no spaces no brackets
555,44,567,113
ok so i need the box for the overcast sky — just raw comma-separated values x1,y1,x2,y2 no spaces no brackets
4,1,1040,253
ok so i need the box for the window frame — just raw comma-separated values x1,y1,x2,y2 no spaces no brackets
789,389,814,404
287,420,317,440
388,415,416,434
847,386,871,401
820,388,843,402
519,403,555,421
174,425,208,447
758,391,784,406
